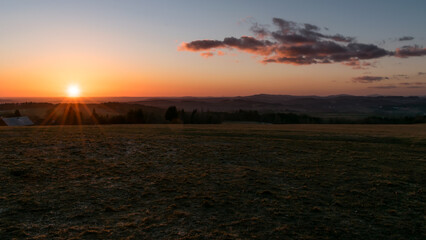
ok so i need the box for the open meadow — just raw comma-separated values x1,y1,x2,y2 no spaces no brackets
0,124,425,239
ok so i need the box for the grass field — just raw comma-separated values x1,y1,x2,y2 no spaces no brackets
0,124,425,239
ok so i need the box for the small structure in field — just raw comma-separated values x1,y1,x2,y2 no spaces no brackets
0,116,34,126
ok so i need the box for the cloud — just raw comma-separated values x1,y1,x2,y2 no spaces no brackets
368,85,397,89
250,22,270,39
179,40,225,51
362,61,376,67
395,45,426,58
377,40,386,46
392,74,409,80
223,37,274,54
368,82,426,89
352,76,389,83
406,86,426,89
179,18,426,66
343,59,376,69
217,50,226,56
399,82,426,86
399,36,414,41
200,52,214,58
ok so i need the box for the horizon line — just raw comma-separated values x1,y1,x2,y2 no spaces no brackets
1,93,425,99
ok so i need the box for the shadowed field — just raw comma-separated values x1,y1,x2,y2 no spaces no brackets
0,124,425,239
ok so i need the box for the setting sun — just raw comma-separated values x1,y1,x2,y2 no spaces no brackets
67,84,81,97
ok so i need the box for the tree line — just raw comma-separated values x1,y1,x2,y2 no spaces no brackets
47,106,426,125
2,103,425,125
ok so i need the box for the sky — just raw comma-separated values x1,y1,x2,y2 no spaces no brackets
0,0,425,97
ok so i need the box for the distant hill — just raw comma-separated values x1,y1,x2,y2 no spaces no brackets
131,94,426,117
2,95,425,118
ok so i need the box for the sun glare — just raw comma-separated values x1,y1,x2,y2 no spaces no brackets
67,84,81,97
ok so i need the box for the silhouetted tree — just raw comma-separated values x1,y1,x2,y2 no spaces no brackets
109,115,126,124
91,108,100,124
191,109,198,123
14,109,21,117
165,106,178,122
180,109,188,123
127,109,145,123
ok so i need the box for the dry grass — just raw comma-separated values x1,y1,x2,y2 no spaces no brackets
0,124,425,239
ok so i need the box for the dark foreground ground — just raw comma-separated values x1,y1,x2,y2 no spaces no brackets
0,124,425,239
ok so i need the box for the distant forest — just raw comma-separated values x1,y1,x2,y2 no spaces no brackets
1,102,426,125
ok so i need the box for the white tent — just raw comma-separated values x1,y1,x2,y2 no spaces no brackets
0,116,34,126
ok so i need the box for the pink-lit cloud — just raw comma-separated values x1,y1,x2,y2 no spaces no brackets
200,52,214,58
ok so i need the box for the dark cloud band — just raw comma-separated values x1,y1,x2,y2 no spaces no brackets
399,36,414,41
179,18,426,66
396,45,426,58
352,76,389,83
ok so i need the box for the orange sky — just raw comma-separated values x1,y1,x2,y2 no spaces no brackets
1,1,425,97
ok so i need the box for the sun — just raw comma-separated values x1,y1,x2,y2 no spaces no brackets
67,84,81,97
